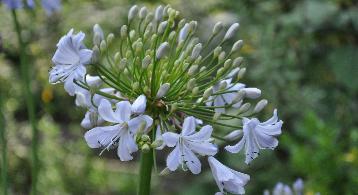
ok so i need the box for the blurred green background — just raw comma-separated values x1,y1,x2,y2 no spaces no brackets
0,0,358,194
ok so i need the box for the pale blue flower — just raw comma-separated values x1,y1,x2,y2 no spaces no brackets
41,0,61,15
2,0,23,9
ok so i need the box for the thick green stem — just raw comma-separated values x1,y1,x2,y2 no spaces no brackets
137,150,154,195
11,10,39,195
0,94,7,195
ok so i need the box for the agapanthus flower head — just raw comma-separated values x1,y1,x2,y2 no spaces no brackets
49,4,283,194
265,178,319,195
1,0,61,14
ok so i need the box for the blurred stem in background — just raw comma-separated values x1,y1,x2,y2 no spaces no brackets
0,94,7,195
11,10,39,195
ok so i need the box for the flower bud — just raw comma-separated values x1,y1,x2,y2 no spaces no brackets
238,103,251,114
192,87,199,95
237,67,246,80
224,23,239,41
139,7,148,19
141,144,150,153
233,57,243,67
224,59,232,69
151,139,164,148
114,52,120,64
253,99,268,113
232,90,246,104
100,40,107,51
120,25,128,38
212,21,223,35
188,65,199,76
218,81,227,91
242,88,261,99
118,58,127,71
224,130,243,141
93,24,104,46
144,13,154,25
293,178,304,195
106,33,114,46
199,66,206,73
156,42,170,59
91,45,100,63
156,83,170,98
142,55,151,69
129,30,136,39
155,5,163,21
189,21,197,33
132,82,140,91
158,21,168,35
141,134,151,142
218,51,226,63
170,103,178,113
186,78,196,90
168,31,176,42
213,46,222,58
178,19,186,29
128,5,139,22
191,43,202,60
216,67,225,77
213,112,221,121
178,23,190,43
232,40,243,52
203,87,213,99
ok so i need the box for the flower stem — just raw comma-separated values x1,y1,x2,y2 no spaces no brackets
137,149,153,195
0,94,7,195
11,10,39,195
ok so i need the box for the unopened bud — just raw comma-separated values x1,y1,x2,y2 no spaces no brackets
192,87,199,95
191,43,202,60
237,67,246,80
118,58,127,71
178,23,190,43
188,65,199,76
233,57,243,67
224,130,243,141
91,45,100,63
144,13,153,24
242,88,261,99
168,31,176,42
293,178,304,195
156,83,170,98
142,55,151,69
155,5,163,21
156,42,170,59
178,19,186,29
238,103,251,113
93,24,104,46
128,5,139,22
216,67,225,77
106,33,114,45
218,81,227,91
120,25,128,38
224,23,239,41
158,21,168,35
199,66,206,73
218,51,226,63
141,134,151,142
100,40,107,51
186,78,196,90
114,52,120,64
189,21,197,33
232,40,243,52
213,46,222,57
212,22,223,35
253,99,268,113
129,30,136,39
224,59,232,69
139,7,148,19
213,112,221,121
141,144,150,153
159,167,171,176
203,87,213,99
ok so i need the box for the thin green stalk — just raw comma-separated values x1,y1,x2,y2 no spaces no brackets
137,147,154,195
0,94,7,195
11,10,39,195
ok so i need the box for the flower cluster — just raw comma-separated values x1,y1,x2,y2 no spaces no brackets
49,4,283,194
2,0,61,15
264,178,320,195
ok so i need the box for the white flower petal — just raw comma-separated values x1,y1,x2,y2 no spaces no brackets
182,116,196,136
98,99,121,123
128,115,153,134
79,49,93,64
185,125,213,141
182,144,201,174
132,95,147,114
162,132,179,147
84,125,120,148
115,101,132,122
166,145,181,171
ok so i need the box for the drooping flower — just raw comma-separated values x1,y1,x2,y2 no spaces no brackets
225,109,283,164
84,97,152,161
49,29,93,96
162,116,218,174
208,156,250,195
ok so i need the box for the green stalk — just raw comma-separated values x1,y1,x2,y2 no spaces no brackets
0,94,7,195
137,149,154,195
11,10,39,195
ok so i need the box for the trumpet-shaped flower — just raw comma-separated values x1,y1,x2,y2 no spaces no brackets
225,109,283,164
84,97,152,161
208,156,250,195
49,29,93,95
162,116,218,174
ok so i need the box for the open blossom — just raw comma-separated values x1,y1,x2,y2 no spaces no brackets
49,29,92,96
225,109,283,164
162,116,218,174
208,156,250,195
2,0,23,9
41,0,61,15
84,97,152,161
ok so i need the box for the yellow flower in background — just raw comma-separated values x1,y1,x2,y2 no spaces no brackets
344,148,358,163
42,86,53,103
